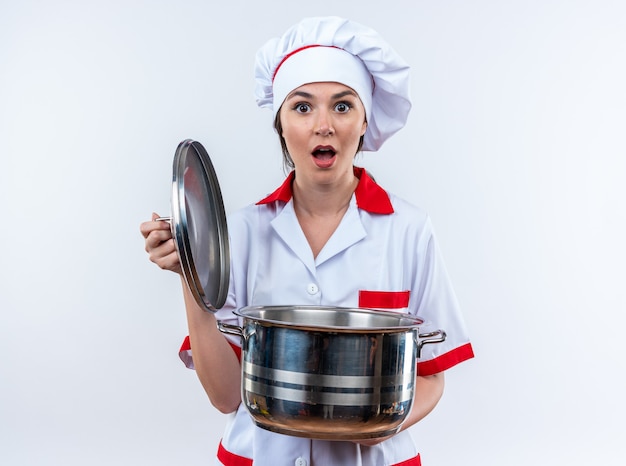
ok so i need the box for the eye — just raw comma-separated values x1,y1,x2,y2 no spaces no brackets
293,102,311,113
334,102,352,113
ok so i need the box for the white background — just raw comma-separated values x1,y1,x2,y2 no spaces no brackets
1,1,625,464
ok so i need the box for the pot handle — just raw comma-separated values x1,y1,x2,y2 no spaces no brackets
217,321,244,338
416,329,447,357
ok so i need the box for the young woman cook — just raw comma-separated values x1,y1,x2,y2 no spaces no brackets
141,16,474,466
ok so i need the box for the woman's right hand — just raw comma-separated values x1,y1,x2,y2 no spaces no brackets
139,212,182,274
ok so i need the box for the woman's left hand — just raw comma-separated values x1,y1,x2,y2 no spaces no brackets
140,212,182,274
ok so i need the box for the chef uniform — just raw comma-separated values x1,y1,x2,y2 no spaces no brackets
179,16,474,466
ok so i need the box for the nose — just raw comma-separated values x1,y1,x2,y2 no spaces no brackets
315,110,334,136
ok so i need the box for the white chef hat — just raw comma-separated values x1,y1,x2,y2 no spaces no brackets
254,16,411,152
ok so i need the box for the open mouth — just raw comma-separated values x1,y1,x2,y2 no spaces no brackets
312,146,336,160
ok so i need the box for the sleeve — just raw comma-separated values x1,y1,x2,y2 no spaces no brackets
178,336,194,369
411,220,474,376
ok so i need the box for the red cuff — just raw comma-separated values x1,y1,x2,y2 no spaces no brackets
417,342,474,376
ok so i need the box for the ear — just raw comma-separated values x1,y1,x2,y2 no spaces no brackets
360,119,368,137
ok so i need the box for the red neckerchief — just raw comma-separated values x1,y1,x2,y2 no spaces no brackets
256,166,394,214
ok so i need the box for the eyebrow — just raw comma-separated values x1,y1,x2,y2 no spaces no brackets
332,90,358,99
286,89,359,100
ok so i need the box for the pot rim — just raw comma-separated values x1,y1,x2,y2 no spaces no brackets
234,305,425,333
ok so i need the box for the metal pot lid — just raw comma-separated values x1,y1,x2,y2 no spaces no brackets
171,139,230,311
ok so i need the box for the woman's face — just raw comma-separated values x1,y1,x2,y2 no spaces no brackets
278,82,367,184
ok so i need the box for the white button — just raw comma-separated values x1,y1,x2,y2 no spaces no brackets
306,283,319,295
295,458,307,466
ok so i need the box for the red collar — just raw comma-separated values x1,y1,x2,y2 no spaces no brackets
256,166,394,214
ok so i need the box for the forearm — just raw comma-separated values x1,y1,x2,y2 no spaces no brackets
181,278,242,413
355,372,444,446
400,372,445,430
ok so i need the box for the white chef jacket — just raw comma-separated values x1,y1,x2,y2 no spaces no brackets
179,167,474,466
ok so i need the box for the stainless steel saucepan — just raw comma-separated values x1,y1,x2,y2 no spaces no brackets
219,305,445,439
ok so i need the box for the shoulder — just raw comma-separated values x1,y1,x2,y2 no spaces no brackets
388,192,429,219
382,190,433,234
227,200,286,238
